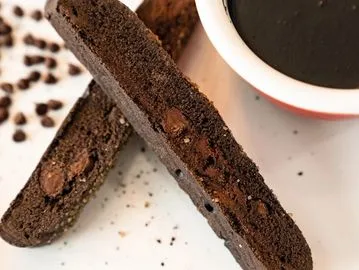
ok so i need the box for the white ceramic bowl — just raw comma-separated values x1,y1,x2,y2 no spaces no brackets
195,0,359,119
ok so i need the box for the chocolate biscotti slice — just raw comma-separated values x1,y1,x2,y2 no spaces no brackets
0,0,198,247
46,0,313,269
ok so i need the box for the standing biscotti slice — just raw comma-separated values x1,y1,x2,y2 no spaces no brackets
46,0,313,269
0,0,198,247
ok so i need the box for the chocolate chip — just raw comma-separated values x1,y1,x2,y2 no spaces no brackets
28,71,41,82
162,108,188,137
13,6,24,17
3,35,13,47
0,107,8,123
0,96,11,107
45,57,57,69
68,64,82,76
31,10,43,21
69,150,94,178
0,83,13,94
14,112,26,125
48,99,63,110
35,103,48,116
48,42,60,53
41,116,55,128
40,165,65,197
13,129,26,142
23,55,32,66
0,24,12,35
23,34,35,45
17,79,30,90
35,39,46,49
44,73,58,84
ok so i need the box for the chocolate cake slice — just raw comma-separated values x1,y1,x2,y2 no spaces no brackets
46,0,313,269
0,0,198,247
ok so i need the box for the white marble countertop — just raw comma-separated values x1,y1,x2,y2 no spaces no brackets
0,0,358,269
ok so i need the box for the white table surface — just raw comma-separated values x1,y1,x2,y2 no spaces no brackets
0,0,358,269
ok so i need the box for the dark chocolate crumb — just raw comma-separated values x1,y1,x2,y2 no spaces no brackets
161,262,165,267
255,95,260,100
13,6,24,17
0,83,14,94
17,79,30,90
0,96,11,107
45,57,57,69
14,112,26,125
156,239,162,244
31,10,43,21
136,174,141,179
28,70,41,82
293,130,299,135
144,201,150,208
153,168,158,172
23,55,32,66
13,129,26,142
48,42,60,53
44,73,58,84
0,108,8,123
41,116,55,128
68,64,82,76
35,103,48,116
23,34,35,45
148,192,153,197
298,171,303,176
140,146,146,152
48,99,63,110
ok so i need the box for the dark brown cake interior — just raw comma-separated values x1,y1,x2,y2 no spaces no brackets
47,0,312,269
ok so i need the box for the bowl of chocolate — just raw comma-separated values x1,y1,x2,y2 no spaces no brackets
196,0,359,118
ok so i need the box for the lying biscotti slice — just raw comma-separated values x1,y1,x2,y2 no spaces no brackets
0,0,199,247
46,0,313,269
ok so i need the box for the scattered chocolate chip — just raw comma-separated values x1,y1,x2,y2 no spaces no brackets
48,42,60,53
0,83,13,94
3,35,13,47
31,10,43,21
157,239,162,244
41,116,55,128
13,129,26,142
0,96,11,107
44,73,58,84
0,107,8,123
14,112,26,125
161,262,165,267
17,79,30,90
48,99,63,110
68,64,82,76
35,38,46,49
0,24,12,35
298,171,303,176
35,103,48,116
28,71,41,82
23,55,32,66
23,33,35,45
45,57,57,69
13,6,24,17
